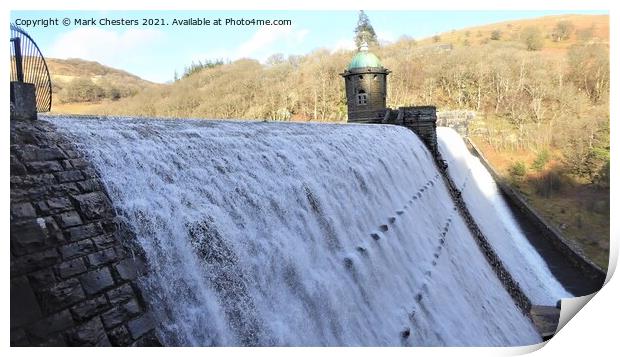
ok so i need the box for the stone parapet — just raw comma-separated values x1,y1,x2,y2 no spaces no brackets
10,81,37,120
436,110,476,137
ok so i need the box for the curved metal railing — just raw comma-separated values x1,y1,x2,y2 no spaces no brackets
10,23,52,112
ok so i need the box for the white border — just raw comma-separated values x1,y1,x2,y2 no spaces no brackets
3,1,617,356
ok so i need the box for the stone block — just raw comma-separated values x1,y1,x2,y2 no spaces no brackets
80,267,115,295
38,278,85,313
69,158,90,169
55,183,81,195
114,245,128,260
76,179,102,192
114,258,141,281
108,325,131,346
34,201,51,215
87,247,118,267
11,173,56,189
80,167,99,179
57,143,75,151
92,234,118,249
25,160,63,173
57,258,87,279
42,216,64,243
102,220,118,234
55,210,83,228
63,149,80,159
71,295,110,322
60,159,73,169
101,299,142,329
10,202,37,220
65,222,104,242
72,192,113,220
23,186,50,201
106,283,135,305
127,312,156,340
59,239,96,260
20,147,65,162
56,170,85,183
39,196,74,215
11,276,42,328
67,317,111,346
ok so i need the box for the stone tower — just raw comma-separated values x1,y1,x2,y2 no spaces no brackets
341,42,389,123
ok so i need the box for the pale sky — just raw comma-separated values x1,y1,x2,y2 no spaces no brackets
10,10,606,83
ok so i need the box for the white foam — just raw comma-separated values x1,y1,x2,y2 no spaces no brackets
437,127,571,305
47,116,541,346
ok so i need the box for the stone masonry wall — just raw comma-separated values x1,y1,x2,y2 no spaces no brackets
10,118,160,346
436,110,476,137
433,150,533,318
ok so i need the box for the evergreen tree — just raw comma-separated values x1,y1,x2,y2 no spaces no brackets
354,10,379,50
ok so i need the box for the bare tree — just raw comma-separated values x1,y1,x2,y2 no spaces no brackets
551,21,575,42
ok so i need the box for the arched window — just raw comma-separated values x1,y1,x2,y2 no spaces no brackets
357,90,368,105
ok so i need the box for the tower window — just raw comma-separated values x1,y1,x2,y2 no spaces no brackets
357,90,368,105
358,75,364,80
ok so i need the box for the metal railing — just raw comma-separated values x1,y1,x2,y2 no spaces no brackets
10,23,52,112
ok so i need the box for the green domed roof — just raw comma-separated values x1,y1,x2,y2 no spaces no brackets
347,50,382,70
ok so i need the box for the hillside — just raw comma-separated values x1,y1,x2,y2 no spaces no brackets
48,14,609,268
68,14,608,119
46,58,158,112
418,14,608,51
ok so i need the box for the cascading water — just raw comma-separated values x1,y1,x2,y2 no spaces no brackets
436,128,572,305
46,116,541,346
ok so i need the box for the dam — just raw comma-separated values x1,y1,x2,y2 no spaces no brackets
11,114,594,346
9,22,605,347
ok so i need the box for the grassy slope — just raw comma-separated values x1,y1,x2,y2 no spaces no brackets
418,14,608,49
46,58,159,113
470,138,609,270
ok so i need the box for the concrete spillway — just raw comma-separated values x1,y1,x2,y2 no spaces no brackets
45,116,557,346
437,128,571,305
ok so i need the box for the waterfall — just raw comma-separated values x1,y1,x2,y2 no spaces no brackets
437,127,571,305
46,116,541,346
